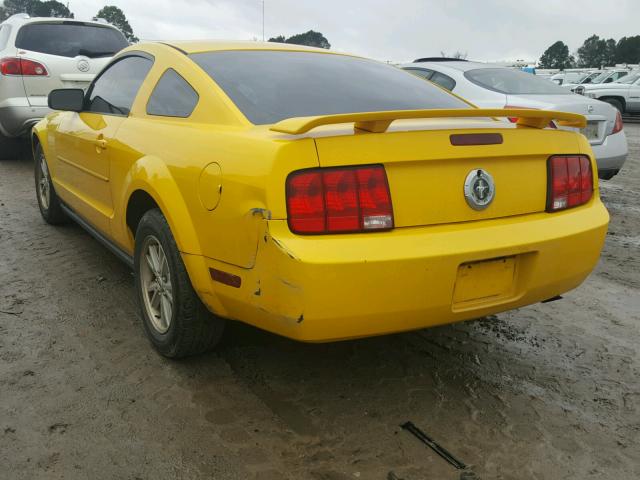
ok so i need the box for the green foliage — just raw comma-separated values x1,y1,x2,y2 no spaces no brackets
268,30,330,49
616,36,640,64
538,41,574,69
0,0,72,20
576,35,617,67
94,5,138,43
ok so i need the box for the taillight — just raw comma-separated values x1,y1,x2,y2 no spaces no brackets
612,110,623,134
547,155,593,212
505,105,555,128
286,165,394,234
0,57,48,76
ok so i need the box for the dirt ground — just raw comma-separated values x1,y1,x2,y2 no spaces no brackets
1,125,639,480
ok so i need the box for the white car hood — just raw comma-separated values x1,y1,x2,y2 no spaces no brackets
581,82,629,92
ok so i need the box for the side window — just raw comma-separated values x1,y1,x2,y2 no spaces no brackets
86,55,153,116
147,69,199,118
406,68,434,80
430,72,456,91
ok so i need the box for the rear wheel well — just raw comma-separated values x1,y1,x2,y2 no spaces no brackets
126,190,160,238
599,96,626,112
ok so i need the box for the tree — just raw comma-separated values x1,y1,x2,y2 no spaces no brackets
538,41,574,69
575,35,617,67
268,30,330,49
616,36,640,64
603,38,617,66
440,50,467,59
0,0,71,19
94,5,138,43
32,0,72,17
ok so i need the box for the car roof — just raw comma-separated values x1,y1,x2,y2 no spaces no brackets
2,14,117,28
162,40,336,55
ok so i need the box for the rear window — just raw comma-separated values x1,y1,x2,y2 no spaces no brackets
190,50,469,125
465,68,569,95
15,22,128,58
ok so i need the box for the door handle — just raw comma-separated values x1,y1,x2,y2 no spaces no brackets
94,138,107,150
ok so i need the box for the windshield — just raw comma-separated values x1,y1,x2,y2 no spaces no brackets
15,22,128,58
616,73,640,84
465,68,569,94
190,50,469,125
590,71,622,84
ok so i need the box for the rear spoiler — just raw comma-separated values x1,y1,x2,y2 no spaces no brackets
269,108,587,135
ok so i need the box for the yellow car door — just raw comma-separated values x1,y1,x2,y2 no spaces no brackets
53,54,153,234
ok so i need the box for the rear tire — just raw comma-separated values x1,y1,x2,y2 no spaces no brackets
134,209,225,358
603,98,624,114
0,133,21,160
34,144,67,225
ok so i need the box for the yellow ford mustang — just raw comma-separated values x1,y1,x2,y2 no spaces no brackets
33,41,609,357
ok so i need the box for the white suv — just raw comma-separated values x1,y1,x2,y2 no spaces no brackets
0,14,128,159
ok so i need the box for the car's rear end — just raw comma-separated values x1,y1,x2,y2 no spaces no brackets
0,17,127,137
189,48,609,342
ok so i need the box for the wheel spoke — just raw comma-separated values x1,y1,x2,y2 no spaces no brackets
150,289,161,310
160,295,172,328
145,253,156,276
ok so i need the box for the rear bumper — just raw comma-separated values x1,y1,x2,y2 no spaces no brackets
592,130,628,175
0,100,51,137
187,200,609,342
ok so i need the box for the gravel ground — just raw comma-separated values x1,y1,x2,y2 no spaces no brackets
1,126,639,480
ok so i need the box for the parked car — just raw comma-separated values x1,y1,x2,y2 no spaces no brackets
578,71,640,115
34,42,608,357
563,69,630,92
549,71,588,86
402,60,628,179
0,13,128,159
560,70,603,90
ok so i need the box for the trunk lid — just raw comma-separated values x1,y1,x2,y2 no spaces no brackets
313,122,582,228
506,94,617,144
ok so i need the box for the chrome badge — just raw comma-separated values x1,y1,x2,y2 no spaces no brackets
464,169,495,210
77,59,90,72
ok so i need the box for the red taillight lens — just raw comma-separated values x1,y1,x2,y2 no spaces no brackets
612,110,623,134
547,155,593,212
286,165,394,234
0,57,48,76
286,170,326,233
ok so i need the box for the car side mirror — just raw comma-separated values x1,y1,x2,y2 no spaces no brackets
48,89,85,112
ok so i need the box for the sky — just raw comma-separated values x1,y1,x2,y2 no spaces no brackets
69,0,639,63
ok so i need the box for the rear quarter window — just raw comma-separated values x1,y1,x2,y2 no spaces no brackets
15,22,128,58
147,69,199,118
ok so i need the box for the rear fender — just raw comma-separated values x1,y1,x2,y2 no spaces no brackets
118,155,202,257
